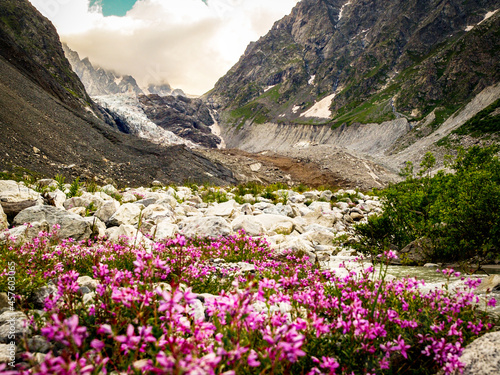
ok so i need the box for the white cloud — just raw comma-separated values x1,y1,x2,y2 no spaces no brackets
29,0,300,95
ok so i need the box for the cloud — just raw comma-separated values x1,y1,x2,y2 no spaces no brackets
29,0,300,95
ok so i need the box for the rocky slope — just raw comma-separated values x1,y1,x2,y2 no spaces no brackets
207,0,500,172
139,94,222,148
0,0,235,186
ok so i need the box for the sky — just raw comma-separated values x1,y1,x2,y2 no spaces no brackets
29,0,300,95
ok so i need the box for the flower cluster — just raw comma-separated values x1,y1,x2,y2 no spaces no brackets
0,230,495,374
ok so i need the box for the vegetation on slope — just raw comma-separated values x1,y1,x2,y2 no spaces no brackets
353,145,500,268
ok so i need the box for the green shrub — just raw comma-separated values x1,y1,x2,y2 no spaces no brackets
353,146,500,266
67,177,82,198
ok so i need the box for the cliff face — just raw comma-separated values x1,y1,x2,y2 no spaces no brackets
208,0,500,130
0,0,235,186
0,0,92,110
139,94,222,149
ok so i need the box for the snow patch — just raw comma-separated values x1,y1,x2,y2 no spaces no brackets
264,85,276,92
308,75,316,85
480,9,499,24
338,1,351,21
300,93,336,119
465,9,498,31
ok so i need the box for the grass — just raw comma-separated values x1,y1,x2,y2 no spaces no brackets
453,98,500,136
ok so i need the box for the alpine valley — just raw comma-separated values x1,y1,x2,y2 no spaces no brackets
1,0,499,189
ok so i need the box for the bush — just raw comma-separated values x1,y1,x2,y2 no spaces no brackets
353,146,500,266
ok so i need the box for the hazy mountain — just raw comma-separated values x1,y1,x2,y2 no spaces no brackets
0,0,235,185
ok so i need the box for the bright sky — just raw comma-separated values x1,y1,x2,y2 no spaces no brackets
29,0,300,95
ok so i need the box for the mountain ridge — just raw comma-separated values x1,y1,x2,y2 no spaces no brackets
206,0,500,172
208,0,500,127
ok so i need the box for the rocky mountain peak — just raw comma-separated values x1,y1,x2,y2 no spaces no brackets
208,0,500,131
63,43,144,96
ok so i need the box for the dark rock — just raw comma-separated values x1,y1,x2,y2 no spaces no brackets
31,284,57,309
139,94,222,148
26,335,51,354
398,238,432,265
1,201,37,222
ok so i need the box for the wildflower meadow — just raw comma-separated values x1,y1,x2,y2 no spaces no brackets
0,228,496,374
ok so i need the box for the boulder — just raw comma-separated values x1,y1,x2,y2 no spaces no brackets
241,203,253,215
82,216,106,238
1,200,37,221
151,221,179,240
206,200,237,217
13,206,93,240
101,184,118,195
0,205,7,231
64,193,105,211
0,311,29,342
180,216,232,238
135,198,157,207
252,214,295,235
43,190,66,208
302,228,337,246
350,211,364,221
231,216,265,236
95,199,120,223
475,275,500,294
288,193,305,204
0,180,42,203
243,194,256,203
77,276,99,291
176,204,201,218
141,204,176,224
303,191,319,201
319,190,333,201
397,238,432,265
107,203,143,227
336,202,350,212
302,211,337,227
93,191,113,201
263,204,293,217
458,331,500,375
308,202,331,213
0,344,12,363
68,207,87,216
279,237,316,262
105,224,150,246
32,284,57,308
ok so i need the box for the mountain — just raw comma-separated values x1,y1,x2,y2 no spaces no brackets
207,0,500,172
0,0,235,186
62,43,144,96
62,44,218,148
